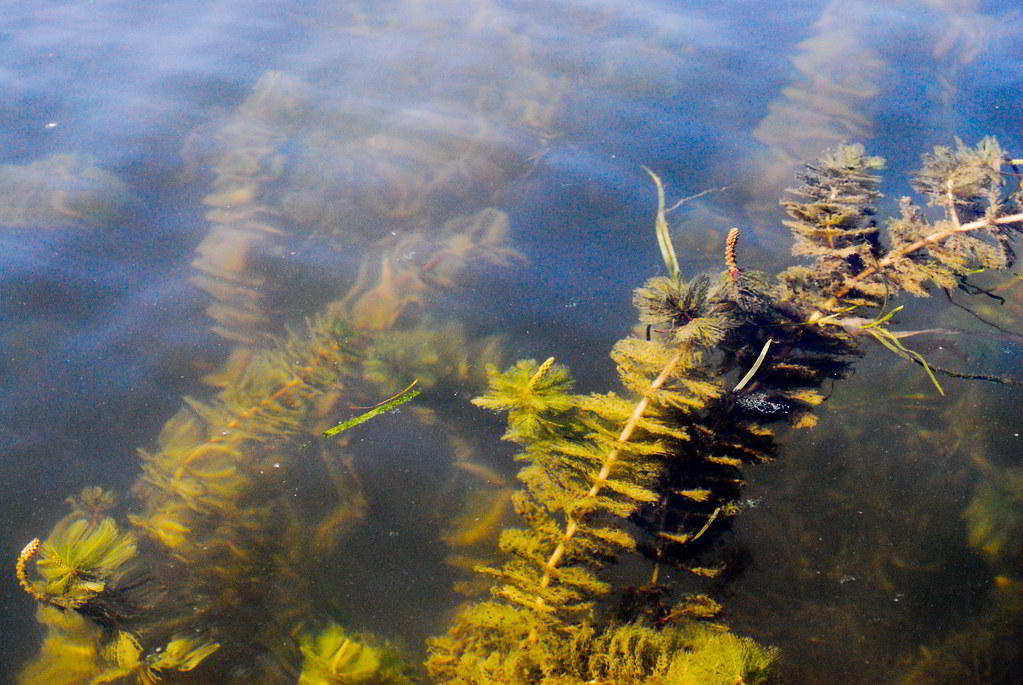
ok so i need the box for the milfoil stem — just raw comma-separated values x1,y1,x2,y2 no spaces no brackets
534,346,685,609
829,211,1023,305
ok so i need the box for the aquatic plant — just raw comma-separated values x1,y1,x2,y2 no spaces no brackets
742,0,1008,226
110,307,369,649
426,338,783,681
18,516,137,615
16,305,509,682
14,137,1023,684
430,612,776,685
16,606,105,685
963,466,1023,569
189,70,311,345
359,320,501,397
89,632,220,685
15,507,222,684
423,213,841,679
324,381,421,437
426,221,792,682
781,138,1023,386
17,605,220,685
0,153,138,230
428,137,1023,683
297,623,413,685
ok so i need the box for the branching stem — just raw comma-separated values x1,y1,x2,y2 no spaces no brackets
534,346,685,609
828,211,1023,305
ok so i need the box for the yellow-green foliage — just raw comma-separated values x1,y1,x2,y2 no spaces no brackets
428,610,777,685
471,358,578,442
963,467,1023,568
64,486,118,524
574,621,777,685
129,311,364,566
661,624,778,685
25,140,1019,685
430,309,780,681
361,320,500,395
143,636,220,676
426,601,550,683
34,517,137,610
17,605,218,685
297,623,412,685
196,313,361,443
469,358,681,621
609,337,720,413
17,606,104,685
782,138,1023,315
91,632,220,685
783,144,885,252
429,188,798,679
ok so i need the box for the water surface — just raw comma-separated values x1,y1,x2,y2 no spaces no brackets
2,1,1022,682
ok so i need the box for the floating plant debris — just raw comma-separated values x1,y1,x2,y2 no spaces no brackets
323,380,421,438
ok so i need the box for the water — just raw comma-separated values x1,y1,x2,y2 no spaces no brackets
1,1,1021,683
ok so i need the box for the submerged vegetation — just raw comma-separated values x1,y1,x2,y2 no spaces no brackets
13,137,1023,683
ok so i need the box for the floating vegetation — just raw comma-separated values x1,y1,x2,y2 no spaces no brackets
781,138,1023,388
323,380,421,438
13,137,1023,683
743,0,1006,224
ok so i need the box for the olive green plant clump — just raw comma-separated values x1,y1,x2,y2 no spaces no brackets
428,137,1023,683
14,138,1023,684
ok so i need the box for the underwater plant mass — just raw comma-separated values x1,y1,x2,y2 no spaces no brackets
12,136,1023,683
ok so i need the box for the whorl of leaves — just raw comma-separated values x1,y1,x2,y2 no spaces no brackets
782,138,1023,311
912,137,1005,221
782,143,885,258
633,274,734,349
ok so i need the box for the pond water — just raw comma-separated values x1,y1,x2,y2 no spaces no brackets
1,1,1021,683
